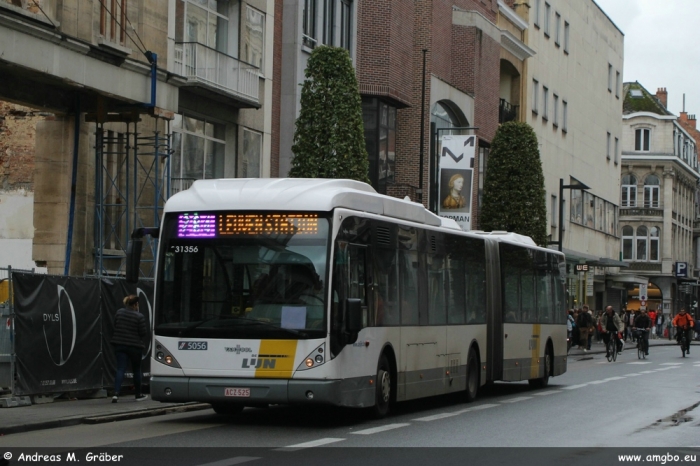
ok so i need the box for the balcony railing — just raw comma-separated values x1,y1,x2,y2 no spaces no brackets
174,42,259,104
499,99,519,123
619,207,663,217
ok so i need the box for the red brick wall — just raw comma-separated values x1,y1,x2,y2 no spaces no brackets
359,0,502,212
0,102,52,190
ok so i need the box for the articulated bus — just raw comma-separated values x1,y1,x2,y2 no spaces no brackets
133,178,567,417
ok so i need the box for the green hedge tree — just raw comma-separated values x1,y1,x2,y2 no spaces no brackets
480,121,548,246
289,46,370,183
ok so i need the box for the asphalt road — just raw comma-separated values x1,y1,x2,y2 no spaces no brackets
1,346,698,465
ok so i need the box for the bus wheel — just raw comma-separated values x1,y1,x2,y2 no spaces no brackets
372,354,392,419
211,403,245,416
528,346,552,389
463,349,479,402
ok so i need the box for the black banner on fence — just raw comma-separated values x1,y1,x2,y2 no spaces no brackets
13,274,102,395
12,273,154,396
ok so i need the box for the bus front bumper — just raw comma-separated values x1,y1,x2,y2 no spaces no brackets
150,375,375,408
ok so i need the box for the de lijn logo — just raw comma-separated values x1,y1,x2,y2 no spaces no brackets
43,284,77,367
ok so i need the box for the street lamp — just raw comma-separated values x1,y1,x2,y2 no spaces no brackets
549,178,590,252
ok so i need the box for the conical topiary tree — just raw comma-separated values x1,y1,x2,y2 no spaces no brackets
480,121,548,246
289,46,370,183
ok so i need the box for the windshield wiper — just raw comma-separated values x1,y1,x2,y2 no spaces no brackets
178,316,243,337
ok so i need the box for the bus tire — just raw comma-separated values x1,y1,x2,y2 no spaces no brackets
463,349,479,403
211,403,245,416
371,354,392,419
528,345,552,389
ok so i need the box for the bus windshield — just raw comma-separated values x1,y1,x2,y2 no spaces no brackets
155,212,330,339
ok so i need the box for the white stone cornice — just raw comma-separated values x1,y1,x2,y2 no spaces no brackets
498,0,529,31
501,29,535,60
623,112,676,121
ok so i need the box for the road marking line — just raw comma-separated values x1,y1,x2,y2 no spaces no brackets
562,384,589,390
196,457,261,466
655,367,675,371
351,423,411,435
627,362,652,365
588,379,610,385
414,412,462,421
624,373,642,377
500,396,533,403
466,403,499,411
276,438,345,451
660,362,684,365
639,370,656,374
533,390,561,396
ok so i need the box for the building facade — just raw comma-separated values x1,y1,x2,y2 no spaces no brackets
0,0,274,276
618,83,700,317
524,0,626,311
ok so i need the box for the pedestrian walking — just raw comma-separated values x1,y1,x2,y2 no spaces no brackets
577,305,593,351
111,294,148,403
656,311,665,338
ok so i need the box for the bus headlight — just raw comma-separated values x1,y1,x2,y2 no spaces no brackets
153,340,182,368
296,343,327,371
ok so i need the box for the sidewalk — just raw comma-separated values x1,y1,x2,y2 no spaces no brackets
568,334,697,357
0,393,211,436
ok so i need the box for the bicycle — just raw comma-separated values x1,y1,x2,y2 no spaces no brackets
633,328,649,359
605,331,621,362
678,326,690,358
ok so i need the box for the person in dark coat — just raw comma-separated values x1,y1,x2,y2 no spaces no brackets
112,294,148,402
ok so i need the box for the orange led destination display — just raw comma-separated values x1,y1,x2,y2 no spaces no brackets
218,213,319,236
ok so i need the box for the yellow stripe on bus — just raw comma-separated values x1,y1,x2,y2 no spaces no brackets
530,324,541,379
255,340,298,378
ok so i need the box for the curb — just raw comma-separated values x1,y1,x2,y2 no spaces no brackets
0,403,212,436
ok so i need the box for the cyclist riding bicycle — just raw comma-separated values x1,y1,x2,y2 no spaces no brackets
601,305,624,357
632,308,652,356
672,307,695,354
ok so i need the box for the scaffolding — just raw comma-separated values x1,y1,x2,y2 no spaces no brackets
91,114,171,278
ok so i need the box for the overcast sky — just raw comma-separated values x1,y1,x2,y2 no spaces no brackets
593,0,699,117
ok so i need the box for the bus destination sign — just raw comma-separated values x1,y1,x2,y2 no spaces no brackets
178,213,319,238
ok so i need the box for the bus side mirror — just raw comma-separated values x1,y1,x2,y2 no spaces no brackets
126,239,143,284
346,298,363,334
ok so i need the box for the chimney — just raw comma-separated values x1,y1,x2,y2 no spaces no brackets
656,88,668,108
690,114,697,130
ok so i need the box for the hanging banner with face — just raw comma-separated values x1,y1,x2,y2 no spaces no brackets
438,135,476,231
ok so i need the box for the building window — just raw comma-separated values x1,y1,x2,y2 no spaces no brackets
100,0,128,44
635,128,651,151
608,64,613,92
177,0,238,57
553,94,559,127
243,5,265,69
362,98,397,194
554,12,561,45
606,132,611,160
614,137,619,164
340,0,352,52
649,226,660,261
171,114,226,193
532,79,539,114
241,128,262,177
644,174,660,208
564,21,569,53
562,100,568,132
323,0,335,45
534,0,540,27
621,174,636,207
303,0,317,47
542,86,549,120
584,192,594,228
544,2,551,36
636,226,648,261
621,226,634,260
616,71,621,98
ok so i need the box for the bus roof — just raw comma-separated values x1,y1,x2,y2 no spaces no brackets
165,178,448,227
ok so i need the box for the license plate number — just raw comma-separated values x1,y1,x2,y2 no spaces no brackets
224,388,250,397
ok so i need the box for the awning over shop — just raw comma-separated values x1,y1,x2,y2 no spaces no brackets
586,258,630,268
606,273,649,284
562,248,599,262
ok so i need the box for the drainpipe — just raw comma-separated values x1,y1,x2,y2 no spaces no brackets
64,96,80,275
145,51,157,108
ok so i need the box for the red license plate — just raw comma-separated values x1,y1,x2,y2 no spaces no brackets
224,387,250,397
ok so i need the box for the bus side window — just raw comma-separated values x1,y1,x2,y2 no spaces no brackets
348,245,368,328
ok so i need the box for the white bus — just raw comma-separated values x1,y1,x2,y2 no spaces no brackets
131,178,567,417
